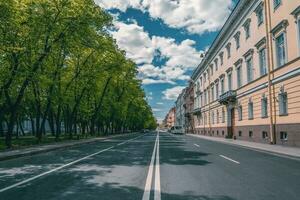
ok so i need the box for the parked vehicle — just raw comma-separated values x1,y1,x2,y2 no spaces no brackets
170,126,184,135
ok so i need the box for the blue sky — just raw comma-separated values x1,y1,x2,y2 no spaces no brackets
96,0,238,122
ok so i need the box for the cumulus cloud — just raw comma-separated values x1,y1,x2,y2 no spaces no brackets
111,21,202,85
96,0,234,35
111,22,155,65
142,78,176,85
162,86,186,100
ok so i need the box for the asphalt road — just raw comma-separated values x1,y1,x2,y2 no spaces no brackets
0,132,299,200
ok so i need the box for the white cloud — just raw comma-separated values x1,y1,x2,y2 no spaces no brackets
97,0,234,35
111,22,155,65
162,86,185,100
152,108,163,112
157,102,164,105
111,21,202,85
142,78,175,85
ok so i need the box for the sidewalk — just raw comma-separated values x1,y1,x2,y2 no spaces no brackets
0,133,133,161
188,134,300,159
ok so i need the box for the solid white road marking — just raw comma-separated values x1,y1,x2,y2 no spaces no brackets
142,134,158,200
220,155,240,164
0,134,145,193
194,144,200,147
154,133,161,200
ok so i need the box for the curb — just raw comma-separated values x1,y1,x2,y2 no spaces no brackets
0,133,137,162
187,134,300,160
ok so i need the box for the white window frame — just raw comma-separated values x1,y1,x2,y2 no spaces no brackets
236,65,242,88
259,47,267,76
246,57,254,83
275,32,287,68
261,96,268,118
238,105,243,121
278,89,288,116
248,100,254,120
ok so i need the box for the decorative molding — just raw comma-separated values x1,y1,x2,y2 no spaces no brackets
270,19,289,35
291,5,300,18
243,18,251,28
243,48,254,58
254,1,264,15
234,31,241,39
255,37,266,49
234,58,243,67
226,67,233,73
219,74,225,79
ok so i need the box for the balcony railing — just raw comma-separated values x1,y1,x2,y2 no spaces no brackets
218,90,237,104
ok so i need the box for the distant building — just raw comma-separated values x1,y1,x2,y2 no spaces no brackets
183,81,194,133
191,0,300,147
163,107,176,129
175,88,186,128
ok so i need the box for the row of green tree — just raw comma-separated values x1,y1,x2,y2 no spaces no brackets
0,0,157,148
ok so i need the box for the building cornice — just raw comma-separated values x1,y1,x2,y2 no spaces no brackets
191,0,259,81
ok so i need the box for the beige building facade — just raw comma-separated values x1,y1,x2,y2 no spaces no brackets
191,0,300,147
163,107,176,129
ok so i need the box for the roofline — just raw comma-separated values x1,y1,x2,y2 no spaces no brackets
191,0,251,80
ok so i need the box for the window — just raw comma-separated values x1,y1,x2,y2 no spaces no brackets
210,65,214,76
261,96,268,118
238,131,242,137
248,101,254,120
255,4,264,26
236,66,242,88
273,0,281,10
222,131,225,136
280,131,288,140
204,73,207,83
215,82,219,99
214,59,219,71
204,90,207,105
219,52,224,65
246,58,253,83
222,108,225,123
228,73,232,90
275,33,286,67
221,78,225,94
211,85,215,101
226,43,231,58
238,105,243,121
243,19,251,39
279,91,288,116
234,32,240,49
217,130,219,135
217,110,219,124
249,131,253,138
211,111,215,124
259,48,267,76
262,131,268,139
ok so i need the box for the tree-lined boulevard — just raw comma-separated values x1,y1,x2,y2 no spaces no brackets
0,0,156,149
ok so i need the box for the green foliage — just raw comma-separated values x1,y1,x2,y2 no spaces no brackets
0,0,156,148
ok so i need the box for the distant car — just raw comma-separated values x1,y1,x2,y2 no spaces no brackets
170,126,184,135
